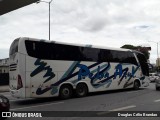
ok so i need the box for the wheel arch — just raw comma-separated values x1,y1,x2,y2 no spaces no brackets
133,78,141,90
58,82,74,99
58,82,74,94
134,79,141,87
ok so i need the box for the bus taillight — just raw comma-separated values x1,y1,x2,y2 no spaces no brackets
17,75,23,90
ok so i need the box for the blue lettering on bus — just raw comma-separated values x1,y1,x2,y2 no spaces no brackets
77,63,136,82
114,64,123,79
77,64,110,81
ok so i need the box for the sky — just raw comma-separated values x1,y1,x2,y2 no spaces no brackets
0,0,160,63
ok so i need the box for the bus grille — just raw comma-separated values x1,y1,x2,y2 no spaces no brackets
9,64,17,71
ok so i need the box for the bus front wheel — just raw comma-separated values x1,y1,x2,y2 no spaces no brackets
76,83,88,97
133,81,140,90
59,85,73,99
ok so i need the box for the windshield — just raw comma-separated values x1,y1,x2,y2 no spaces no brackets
136,52,149,76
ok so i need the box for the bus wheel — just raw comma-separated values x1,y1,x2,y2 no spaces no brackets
59,85,73,99
133,81,140,90
76,83,88,97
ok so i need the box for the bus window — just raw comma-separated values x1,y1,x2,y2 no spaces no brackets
136,53,149,76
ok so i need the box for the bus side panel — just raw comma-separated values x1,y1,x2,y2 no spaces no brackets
9,53,19,97
19,54,26,98
26,57,60,97
25,57,141,98
26,57,50,97
25,72,31,98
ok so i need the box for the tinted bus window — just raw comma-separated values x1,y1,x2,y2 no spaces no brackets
82,47,100,61
136,53,149,76
25,40,84,61
25,40,137,65
100,50,138,65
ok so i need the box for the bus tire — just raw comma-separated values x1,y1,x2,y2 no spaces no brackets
59,84,73,99
76,83,88,97
133,80,140,90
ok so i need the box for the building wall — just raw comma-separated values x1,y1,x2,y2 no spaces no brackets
0,58,9,73
0,58,9,85
0,66,9,73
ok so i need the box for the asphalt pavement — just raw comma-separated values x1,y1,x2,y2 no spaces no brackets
1,83,160,120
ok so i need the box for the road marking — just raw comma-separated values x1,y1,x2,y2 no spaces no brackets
97,105,136,115
108,105,136,111
10,101,64,111
154,99,160,102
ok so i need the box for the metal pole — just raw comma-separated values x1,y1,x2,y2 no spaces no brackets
49,2,50,40
157,42,159,71
37,0,53,40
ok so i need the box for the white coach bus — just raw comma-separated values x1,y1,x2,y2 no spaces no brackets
9,37,149,99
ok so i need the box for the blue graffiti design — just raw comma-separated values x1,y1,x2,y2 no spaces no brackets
90,64,111,88
77,63,127,87
51,61,80,95
90,63,111,86
123,66,140,88
71,64,109,84
34,60,139,95
77,63,139,88
76,63,111,88
30,59,55,83
36,62,103,95
117,67,129,85
60,61,80,80
96,65,129,86
77,63,110,81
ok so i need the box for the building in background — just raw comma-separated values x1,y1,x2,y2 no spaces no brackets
156,58,160,68
0,58,9,85
0,58,9,73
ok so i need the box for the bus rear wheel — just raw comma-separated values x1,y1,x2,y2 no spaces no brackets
59,85,73,99
133,81,140,90
76,83,88,97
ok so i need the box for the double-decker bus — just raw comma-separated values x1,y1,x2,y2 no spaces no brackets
9,37,149,99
